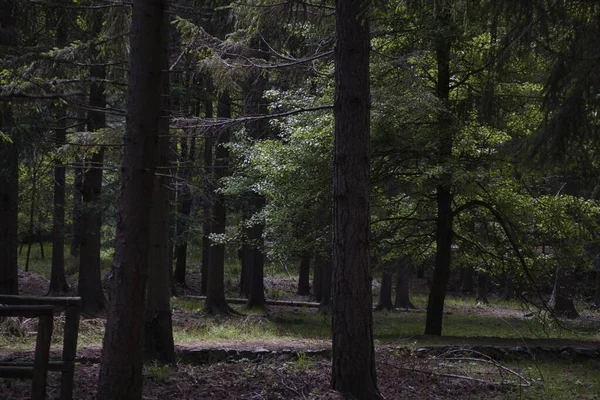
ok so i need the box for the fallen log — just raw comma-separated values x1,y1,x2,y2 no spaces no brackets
182,296,321,308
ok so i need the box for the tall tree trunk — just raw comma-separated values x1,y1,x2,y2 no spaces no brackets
594,269,600,308
244,70,268,310
144,32,175,363
375,262,394,311
424,14,453,337
240,237,252,297
49,10,70,293
201,98,213,296
395,261,415,309
297,254,311,295
204,91,231,314
97,1,168,398
24,151,40,271
503,274,514,301
78,56,107,315
548,266,579,318
331,0,379,397
0,5,18,293
174,135,194,286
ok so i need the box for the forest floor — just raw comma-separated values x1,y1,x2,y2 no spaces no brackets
1,267,600,399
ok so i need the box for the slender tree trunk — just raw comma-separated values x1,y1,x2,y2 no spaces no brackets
594,269,600,308
49,11,70,293
174,136,193,286
49,104,70,293
144,30,175,362
204,91,231,314
78,58,107,315
395,261,415,309
331,0,379,397
70,161,83,257
375,262,394,311
0,6,18,294
425,15,453,337
460,266,474,294
476,270,489,306
503,274,514,301
318,253,331,312
240,238,252,297
97,1,168,398
247,195,266,309
312,256,322,302
201,99,213,296
297,254,311,295
548,266,579,318
25,153,40,272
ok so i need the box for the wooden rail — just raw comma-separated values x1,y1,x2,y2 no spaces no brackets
0,295,81,400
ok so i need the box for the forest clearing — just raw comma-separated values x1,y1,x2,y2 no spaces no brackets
3,0,600,399
1,260,600,399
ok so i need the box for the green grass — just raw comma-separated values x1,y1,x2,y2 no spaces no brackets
17,243,113,277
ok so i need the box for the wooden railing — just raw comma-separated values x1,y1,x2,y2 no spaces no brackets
0,295,81,400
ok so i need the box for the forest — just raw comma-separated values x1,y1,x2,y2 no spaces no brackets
1,0,600,399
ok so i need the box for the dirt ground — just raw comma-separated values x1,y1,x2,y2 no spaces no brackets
1,268,598,399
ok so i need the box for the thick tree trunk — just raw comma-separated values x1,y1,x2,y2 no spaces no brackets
242,69,268,309
476,270,489,306
331,0,379,397
0,16,18,295
297,254,311,296
78,60,107,316
424,15,453,337
395,261,415,309
144,36,175,363
460,266,474,294
375,263,394,311
97,1,168,399
204,91,231,314
548,266,579,318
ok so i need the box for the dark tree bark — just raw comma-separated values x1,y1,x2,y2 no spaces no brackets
246,195,266,309
244,71,268,310
70,161,83,257
297,254,311,296
0,4,18,293
331,0,380,397
78,56,107,315
312,256,322,303
240,238,252,298
97,1,168,398
460,266,474,294
395,261,415,309
49,104,70,294
595,269,600,308
476,270,489,305
174,135,194,286
548,266,579,319
502,274,514,301
424,13,453,337
144,27,175,363
48,11,70,294
375,262,394,311
24,151,41,271
318,253,331,313
204,91,231,315
200,98,213,296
